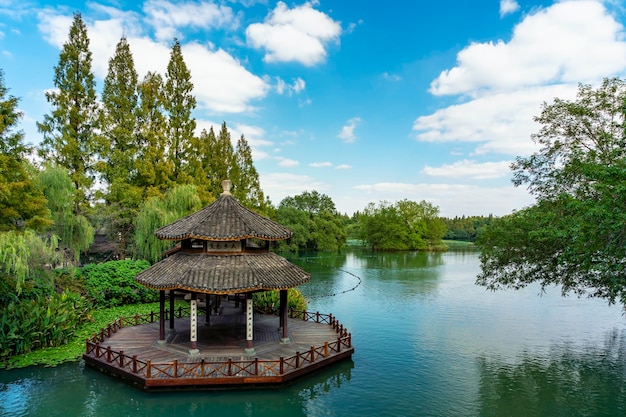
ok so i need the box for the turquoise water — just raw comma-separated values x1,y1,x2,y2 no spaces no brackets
2,249,625,416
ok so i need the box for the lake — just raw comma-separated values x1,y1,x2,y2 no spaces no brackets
1,249,625,417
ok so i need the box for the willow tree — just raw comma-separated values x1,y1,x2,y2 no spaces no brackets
0,230,60,297
0,70,50,231
477,78,626,308
37,164,94,265
136,71,172,196
133,184,202,263
37,13,98,214
164,39,196,183
97,37,141,258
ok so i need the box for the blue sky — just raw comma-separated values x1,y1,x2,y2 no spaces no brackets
1,0,626,217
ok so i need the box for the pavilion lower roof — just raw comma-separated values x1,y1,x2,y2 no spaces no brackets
135,252,310,294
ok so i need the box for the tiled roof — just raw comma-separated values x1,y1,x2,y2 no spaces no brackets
135,252,310,294
154,193,292,241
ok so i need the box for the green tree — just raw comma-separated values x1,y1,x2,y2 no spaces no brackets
358,199,445,251
133,184,202,263
477,78,626,308
276,191,345,251
97,37,141,258
37,13,98,213
37,164,94,265
186,127,216,204
280,190,337,216
206,122,236,196
135,71,172,196
232,134,267,213
0,230,60,297
164,39,196,183
0,70,51,231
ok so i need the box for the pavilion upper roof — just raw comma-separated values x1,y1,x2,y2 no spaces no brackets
154,180,292,242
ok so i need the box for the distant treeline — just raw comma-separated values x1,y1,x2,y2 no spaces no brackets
441,215,494,242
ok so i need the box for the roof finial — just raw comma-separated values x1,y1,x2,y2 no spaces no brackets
221,180,232,195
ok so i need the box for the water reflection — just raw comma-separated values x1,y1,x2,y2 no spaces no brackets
0,359,353,417
476,330,626,417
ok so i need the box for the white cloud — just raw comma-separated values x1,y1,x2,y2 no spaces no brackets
338,117,361,143
310,161,332,168
382,72,401,81
275,77,306,95
245,1,341,66
415,1,626,157
260,172,328,204
414,84,577,156
353,182,535,217
422,160,512,180
499,0,520,17
430,1,626,96
143,0,237,42
276,157,299,167
335,164,351,170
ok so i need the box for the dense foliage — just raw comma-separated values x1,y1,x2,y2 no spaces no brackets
273,191,346,251
81,259,155,307
443,215,494,242
357,199,446,250
253,288,308,314
0,290,89,360
477,78,626,308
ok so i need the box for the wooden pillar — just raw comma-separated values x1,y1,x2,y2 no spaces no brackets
168,290,175,334
244,292,255,354
158,290,166,345
189,293,199,356
279,289,289,343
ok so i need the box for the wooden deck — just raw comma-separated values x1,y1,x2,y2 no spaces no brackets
83,301,354,390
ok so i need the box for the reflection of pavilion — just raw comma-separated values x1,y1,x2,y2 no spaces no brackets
83,181,354,389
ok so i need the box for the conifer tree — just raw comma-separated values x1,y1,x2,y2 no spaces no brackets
97,37,141,258
233,134,266,212
37,13,98,214
98,36,138,186
136,71,172,196
186,128,216,204
163,39,196,183
207,121,236,195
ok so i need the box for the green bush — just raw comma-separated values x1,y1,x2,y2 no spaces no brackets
81,259,156,307
0,290,89,359
253,288,308,314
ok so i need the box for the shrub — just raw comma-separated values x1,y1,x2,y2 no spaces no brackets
0,290,89,360
253,288,308,314
81,259,156,307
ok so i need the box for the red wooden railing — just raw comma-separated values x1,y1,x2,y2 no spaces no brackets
84,308,352,382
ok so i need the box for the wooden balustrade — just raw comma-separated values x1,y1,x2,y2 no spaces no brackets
84,307,352,384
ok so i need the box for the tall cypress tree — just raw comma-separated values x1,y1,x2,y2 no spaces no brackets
207,121,236,195
136,71,172,196
163,39,196,183
37,13,98,214
98,37,141,258
98,36,138,185
233,134,266,212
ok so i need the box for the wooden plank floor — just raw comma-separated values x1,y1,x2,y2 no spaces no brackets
96,301,342,363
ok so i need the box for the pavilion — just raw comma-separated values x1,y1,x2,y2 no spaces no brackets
134,180,310,355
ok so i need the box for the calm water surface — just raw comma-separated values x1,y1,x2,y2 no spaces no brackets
2,249,625,417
